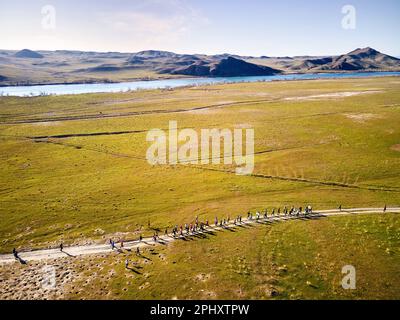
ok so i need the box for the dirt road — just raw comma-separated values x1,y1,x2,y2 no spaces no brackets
0,207,398,265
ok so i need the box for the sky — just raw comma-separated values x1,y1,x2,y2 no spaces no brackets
0,0,399,57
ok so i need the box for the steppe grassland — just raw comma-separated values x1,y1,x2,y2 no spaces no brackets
0,77,399,254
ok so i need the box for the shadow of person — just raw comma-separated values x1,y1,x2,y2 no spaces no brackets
16,257,27,265
61,250,75,258
126,267,142,275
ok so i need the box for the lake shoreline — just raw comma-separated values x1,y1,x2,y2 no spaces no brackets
1,70,400,88
1,71,400,97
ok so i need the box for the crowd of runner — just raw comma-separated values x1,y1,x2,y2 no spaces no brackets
11,204,389,265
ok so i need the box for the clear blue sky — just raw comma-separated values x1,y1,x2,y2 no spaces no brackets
0,0,399,56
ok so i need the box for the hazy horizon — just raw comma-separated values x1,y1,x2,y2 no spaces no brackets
1,0,399,57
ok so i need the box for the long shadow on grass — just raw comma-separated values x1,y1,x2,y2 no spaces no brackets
127,267,142,275
177,230,218,242
139,255,151,261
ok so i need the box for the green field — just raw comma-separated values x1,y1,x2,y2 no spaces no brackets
1,77,399,251
1,213,399,300
0,77,399,299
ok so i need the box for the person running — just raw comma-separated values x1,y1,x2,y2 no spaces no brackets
60,243,64,252
139,235,143,242
339,204,342,212
165,228,168,236
125,259,129,269
384,204,387,213
12,248,18,259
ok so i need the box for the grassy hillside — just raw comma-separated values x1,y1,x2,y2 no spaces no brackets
1,48,399,86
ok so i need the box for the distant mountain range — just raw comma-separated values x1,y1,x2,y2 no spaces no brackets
0,47,399,86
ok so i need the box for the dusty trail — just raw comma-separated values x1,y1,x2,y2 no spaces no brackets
0,207,398,265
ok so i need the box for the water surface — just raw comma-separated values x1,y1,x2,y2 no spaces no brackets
1,72,399,97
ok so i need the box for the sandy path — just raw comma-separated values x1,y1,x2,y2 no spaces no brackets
0,207,398,265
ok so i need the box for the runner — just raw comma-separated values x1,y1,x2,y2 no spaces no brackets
125,259,129,269
109,239,114,250
339,204,342,211
384,204,387,213
12,248,18,259
139,235,143,242
60,243,63,252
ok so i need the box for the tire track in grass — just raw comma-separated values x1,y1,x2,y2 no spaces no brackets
25,136,400,194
